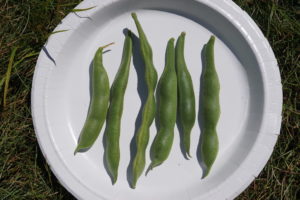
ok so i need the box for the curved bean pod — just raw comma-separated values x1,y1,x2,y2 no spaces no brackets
148,38,177,172
200,36,220,178
175,32,196,158
74,43,113,154
131,12,158,188
104,33,132,184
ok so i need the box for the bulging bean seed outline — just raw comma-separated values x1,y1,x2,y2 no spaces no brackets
175,32,196,158
104,32,132,184
200,36,220,178
147,38,177,173
74,43,113,154
131,13,158,188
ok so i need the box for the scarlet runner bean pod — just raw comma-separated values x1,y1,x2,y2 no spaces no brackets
175,32,196,158
104,33,132,184
131,12,158,188
74,43,113,154
147,38,177,172
200,36,220,178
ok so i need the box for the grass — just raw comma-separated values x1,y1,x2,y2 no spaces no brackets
0,0,299,199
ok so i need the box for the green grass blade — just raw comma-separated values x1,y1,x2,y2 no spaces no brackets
58,2,79,7
0,77,5,92
70,6,96,12
50,30,69,36
267,3,276,38
13,52,39,68
3,47,18,108
0,51,38,96
12,51,39,90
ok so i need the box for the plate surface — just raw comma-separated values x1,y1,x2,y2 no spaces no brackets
31,0,282,199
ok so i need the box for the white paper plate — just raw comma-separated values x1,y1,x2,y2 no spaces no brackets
31,0,282,199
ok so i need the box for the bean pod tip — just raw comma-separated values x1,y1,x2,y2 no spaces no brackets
112,176,117,185
131,12,137,19
202,168,211,179
145,161,161,176
186,153,192,159
74,144,88,155
127,29,132,37
100,42,115,49
209,35,215,44
74,147,79,155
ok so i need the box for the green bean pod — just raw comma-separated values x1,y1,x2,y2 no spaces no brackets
148,38,177,172
200,36,220,178
175,32,196,158
131,12,158,188
74,43,113,154
104,33,132,184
